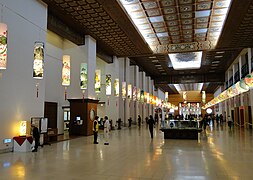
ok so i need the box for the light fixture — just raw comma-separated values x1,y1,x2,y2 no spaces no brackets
137,88,141,101
105,74,112,96
0,23,7,69
215,55,223,58
165,92,168,102
169,51,202,70
206,108,212,114
62,55,71,100
122,82,126,99
19,121,27,137
114,79,119,97
95,69,101,93
212,61,220,64
33,42,44,79
127,84,132,99
62,55,70,86
80,63,87,89
195,10,211,18
133,86,137,101
202,91,206,103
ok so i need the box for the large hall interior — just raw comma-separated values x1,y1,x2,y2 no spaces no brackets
0,0,253,179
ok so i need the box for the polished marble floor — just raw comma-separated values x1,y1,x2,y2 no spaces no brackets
1,124,253,180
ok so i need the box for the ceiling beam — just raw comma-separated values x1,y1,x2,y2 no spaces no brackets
47,12,85,45
154,73,225,84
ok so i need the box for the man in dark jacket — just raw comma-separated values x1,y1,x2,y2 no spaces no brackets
32,125,40,152
148,115,155,139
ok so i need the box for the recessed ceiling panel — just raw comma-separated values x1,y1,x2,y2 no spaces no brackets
169,51,203,70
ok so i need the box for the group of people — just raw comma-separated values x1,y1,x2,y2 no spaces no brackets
93,115,110,145
199,113,233,131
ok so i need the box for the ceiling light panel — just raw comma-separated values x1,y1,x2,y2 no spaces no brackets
149,16,164,23
119,0,232,52
169,51,203,70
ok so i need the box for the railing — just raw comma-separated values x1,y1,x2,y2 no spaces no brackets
241,64,249,78
251,56,253,72
229,77,233,87
234,71,239,83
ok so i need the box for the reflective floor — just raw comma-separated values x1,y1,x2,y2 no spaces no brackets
1,124,253,180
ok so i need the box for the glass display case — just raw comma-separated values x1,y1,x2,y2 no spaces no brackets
160,119,202,140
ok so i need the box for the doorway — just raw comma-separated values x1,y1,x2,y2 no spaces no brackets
239,108,244,127
231,109,235,123
44,102,57,129
248,106,252,129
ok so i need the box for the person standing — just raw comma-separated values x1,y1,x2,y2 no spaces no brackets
148,115,155,139
31,124,40,152
104,116,110,145
138,115,141,127
93,116,99,144
227,115,232,130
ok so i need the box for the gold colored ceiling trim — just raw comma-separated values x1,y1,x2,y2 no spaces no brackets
152,41,215,54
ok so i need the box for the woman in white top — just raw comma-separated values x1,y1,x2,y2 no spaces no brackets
104,116,110,145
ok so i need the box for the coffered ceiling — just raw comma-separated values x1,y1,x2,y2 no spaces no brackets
42,0,253,94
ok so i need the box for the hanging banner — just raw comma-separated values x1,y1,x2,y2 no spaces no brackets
244,72,253,88
114,78,119,97
137,88,141,101
144,92,147,103
153,96,156,105
202,91,206,103
165,92,168,102
140,90,144,102
132,86,137,101
127,84,132,99
33,42,44,79
150,94,153,104
95,69,101,93
147,93,150,104
122,82,126,99
0,23,7,69
62,55,70,86
106,74,111,95
80,63,88,89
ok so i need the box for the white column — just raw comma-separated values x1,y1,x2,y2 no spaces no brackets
138,71,143,122
147,76,152,117
118,57,125,126
134,66,139,123
151,80,154,117
104,56,119,125
75,36,96,99
85,36,96,99
129,65,135,122
248,48,252,73
125,58,131,124
232,64,235,84
239,56,242,79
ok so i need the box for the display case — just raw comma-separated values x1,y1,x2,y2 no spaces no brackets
160,119,202,139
